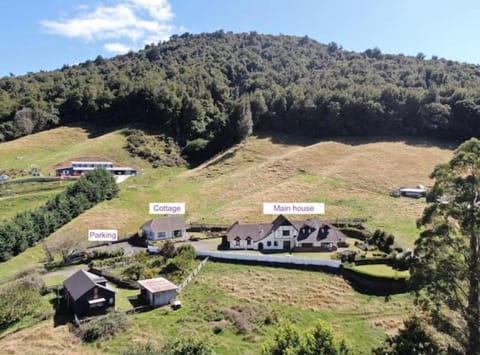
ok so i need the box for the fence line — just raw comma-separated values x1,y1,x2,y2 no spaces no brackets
329,217,367,228
196,251,341,269
178,256,209,293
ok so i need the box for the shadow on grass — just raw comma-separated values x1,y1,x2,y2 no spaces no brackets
49,294,74,327
128,295,148,308
257,130,459,150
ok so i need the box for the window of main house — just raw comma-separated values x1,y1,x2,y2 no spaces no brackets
282,230,290,236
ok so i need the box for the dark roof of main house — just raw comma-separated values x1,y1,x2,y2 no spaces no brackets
227,222,274,242
296,219,347,244
63,270,111,301
227,215,346,244
227,214,297,242
142,216,187,233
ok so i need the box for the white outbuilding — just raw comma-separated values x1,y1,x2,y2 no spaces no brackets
137,277,178,307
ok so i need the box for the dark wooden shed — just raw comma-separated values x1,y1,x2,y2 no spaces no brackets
63,270,116,318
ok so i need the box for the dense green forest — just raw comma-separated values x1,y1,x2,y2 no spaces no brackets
2,31,480,162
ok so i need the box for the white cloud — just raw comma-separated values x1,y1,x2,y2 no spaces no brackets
128,0,174,21
40,0,175,52
103,42,131,54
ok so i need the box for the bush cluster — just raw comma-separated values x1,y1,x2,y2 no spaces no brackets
125,129,186,168
122,337,214,355
0,274,45,329
89,255,130,268
262,321,352,355
76,310,130,342
89,247,125,260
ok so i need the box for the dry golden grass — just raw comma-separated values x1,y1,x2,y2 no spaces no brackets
0,320,91,355
171,135,453,245
196,263,413,339
10,129,451,246
49,204,146,241
209,269,353,311
0,126,147,173
0,127,90,155
185,136,451,211
370,316,405,336
199,265,402,310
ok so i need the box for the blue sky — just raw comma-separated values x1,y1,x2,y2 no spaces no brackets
1,0,479,77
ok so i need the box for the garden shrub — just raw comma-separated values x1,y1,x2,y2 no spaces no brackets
0,276,44,329
77,310,130,342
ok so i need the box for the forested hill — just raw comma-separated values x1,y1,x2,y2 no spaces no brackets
2,31,480,161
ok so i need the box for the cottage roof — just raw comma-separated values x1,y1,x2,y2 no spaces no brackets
138,277,178,293
142,217,187,233
63,270,111,301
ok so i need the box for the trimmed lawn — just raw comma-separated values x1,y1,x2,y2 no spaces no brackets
347,264,410,279
107,283,139,311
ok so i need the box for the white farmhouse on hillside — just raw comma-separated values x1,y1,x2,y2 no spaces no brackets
225,215,347,252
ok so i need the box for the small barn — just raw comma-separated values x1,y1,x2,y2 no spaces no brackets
141,217,187,241
63,270,116,318
137,277,178,307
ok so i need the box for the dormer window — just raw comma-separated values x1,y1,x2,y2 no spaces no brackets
246,236,252,245
235,237,240,246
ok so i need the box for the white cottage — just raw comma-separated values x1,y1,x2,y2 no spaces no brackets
141,217,187,241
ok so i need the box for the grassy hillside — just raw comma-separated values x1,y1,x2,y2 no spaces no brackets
0,126,453,247
0,262,413,355
0,125,145,173
95,263,414,355
0,127,453,281
47,132,452,247
0,127,454,353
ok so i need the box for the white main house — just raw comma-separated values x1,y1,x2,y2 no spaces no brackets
225,215,347,252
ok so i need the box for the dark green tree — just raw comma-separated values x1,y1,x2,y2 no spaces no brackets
412,137,480,355
373,316,440,355
232,98,253,141
262,321,302,355
301,322,338,355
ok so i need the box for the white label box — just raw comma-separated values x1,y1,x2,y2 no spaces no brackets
149,202,185,214
88,229,118,241
263,202,325,215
